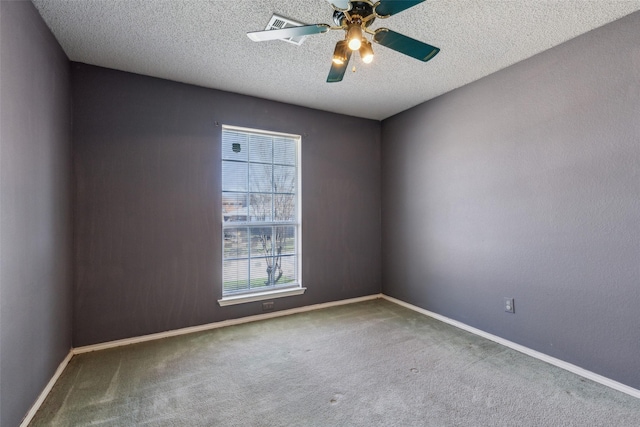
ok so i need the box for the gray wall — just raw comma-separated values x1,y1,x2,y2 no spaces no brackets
381,12,640,389
0,2,72,426
72,64,381,346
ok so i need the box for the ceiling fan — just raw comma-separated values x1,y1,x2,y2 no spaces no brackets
247,0,440,83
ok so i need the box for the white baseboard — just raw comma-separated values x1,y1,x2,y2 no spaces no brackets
20,349,74,427
381,294,640,400
74,293,383,354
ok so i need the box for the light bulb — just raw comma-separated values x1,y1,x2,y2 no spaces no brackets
346,25,362,51
360,40,374,64
332,40,348,65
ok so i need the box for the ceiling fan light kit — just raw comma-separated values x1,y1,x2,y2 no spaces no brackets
332,40,349,65
359,39,374,64
247,0,440,82
346,24,363,50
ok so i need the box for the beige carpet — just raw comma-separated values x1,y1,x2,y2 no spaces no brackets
30,299,640,426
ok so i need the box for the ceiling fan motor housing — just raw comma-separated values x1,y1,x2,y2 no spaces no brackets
333,1,376,27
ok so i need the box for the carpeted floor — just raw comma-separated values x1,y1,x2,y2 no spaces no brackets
30,299,640,426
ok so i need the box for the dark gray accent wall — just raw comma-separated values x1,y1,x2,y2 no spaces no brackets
72,64,381,346
0,2,72,426
381,12,640,389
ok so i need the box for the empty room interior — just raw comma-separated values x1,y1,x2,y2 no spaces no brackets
1,1,640,425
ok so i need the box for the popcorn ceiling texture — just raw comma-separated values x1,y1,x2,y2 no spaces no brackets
32,0,640,119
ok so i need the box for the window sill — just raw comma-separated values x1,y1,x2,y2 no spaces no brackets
218,287,306,307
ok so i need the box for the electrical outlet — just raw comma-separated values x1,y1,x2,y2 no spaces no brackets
262,301,274,311
504,298,515,313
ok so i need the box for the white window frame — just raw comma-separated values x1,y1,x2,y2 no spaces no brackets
218,125,304,306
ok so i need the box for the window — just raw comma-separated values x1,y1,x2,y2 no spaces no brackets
219,126,304,306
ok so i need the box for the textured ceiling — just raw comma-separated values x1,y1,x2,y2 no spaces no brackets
32,0,640,120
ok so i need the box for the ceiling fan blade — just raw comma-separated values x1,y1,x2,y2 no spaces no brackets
374,0,425,17
247,24,329,42
373,29,440,62
327,0,352,11
327,49,352,83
